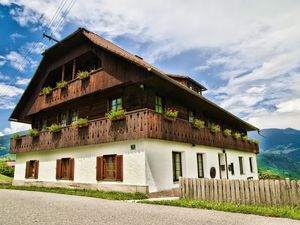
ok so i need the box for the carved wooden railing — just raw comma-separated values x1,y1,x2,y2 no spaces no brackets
10,109,259,153
28,69,122,115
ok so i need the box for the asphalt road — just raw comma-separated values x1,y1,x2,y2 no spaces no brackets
0,189,299,225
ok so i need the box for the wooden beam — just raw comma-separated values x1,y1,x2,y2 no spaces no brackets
72,59,76,79
62,65,65,81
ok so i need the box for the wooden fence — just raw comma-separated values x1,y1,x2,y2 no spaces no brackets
179,177,300,206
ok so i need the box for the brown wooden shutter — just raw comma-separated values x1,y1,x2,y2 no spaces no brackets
25,161,30,178
96,156,104,181
116,155,123,181
69,158,74,180
103,157,108,179
56,159,61,179
34,160,39,179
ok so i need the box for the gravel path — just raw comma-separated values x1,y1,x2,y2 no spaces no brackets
0,189,299,225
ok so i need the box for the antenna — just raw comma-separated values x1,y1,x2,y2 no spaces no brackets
42,33,60,43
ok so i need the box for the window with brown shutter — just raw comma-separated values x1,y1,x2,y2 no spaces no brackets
96,155,123,181
25,160,39,179
56,158,74,180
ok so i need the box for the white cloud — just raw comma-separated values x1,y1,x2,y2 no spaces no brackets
0,55,6,66
15,77,30,85
23,42,47,54
3,122,31,135
10,32,25,41
5,51,29,71
1,0,300,130
0,82,24,109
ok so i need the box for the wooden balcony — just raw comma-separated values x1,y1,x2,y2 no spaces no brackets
28,68,123,115
10,109,259,154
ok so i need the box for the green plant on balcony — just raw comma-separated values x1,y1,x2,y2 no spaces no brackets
41,86,52,95
209,123,221,133
250,139,259,145
72,118,89,128
164,107,178,121
76,70,90,80
27,129,39,137
11,133,21,140
106,109,126,121
242,135,250,142
48,123,62,133
223,129,232,137
233,132,241,139
56,80,68,89
192,119,205,129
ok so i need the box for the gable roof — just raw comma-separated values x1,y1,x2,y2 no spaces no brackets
10,28,259,131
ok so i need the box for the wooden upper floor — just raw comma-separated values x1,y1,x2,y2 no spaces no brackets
10,28,259,153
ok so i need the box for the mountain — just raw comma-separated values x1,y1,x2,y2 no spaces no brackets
249,128,300,179
0,134,11,157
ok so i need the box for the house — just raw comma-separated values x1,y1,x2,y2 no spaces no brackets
10,28,259,194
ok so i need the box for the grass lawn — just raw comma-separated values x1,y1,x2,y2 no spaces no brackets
139,199,300,220
0,183,147,200
0,174,13,183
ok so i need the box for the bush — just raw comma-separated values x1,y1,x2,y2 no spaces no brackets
11,133,21,140
259,170,283,179
76,71,89,79
106,109,126,121
209,123,221,133
233,132,241,139
56,80,67,88
72,118,88,127
164,107,178,119
0,163,14,177
192,119,205,129
48,123,62,133
41,86,52,95
223,129,232,136
27,129,39,137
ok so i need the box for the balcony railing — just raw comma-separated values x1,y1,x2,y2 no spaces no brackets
28,68,122,115
10,109,259,153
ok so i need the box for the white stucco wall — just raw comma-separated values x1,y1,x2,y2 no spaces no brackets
14,138,258,193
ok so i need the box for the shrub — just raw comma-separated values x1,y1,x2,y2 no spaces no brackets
209,123,221,133
56,80,67,88
0,162,14,177
233,132,241,139
223,129,232,136
76,70,89,79
192,119,205,129
48,123,62,133
11,133,21,140
164,107,178,119
27,129,39,137
41,86,52,95
72,118,88,127
106,109,126,121
242,135,250,141
259,170,283,179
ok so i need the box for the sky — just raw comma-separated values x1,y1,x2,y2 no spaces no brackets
0,0,300,136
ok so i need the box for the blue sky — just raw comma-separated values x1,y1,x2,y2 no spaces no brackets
0,0,300,135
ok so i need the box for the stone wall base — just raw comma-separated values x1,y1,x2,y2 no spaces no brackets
12,180,149,194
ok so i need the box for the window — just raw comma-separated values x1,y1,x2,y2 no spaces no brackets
189,111,194,123
155,96,163,113
239,156,244,175
197,153,204,178
111,97,122,111
172,152,182,182
56,158,74,180
70,110,78,123
25,160,39,179
59,112,67,127
96,155,123,181
249,157,254,173
40,117,47,131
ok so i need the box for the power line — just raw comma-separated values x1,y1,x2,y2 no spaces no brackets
0,0,76,98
